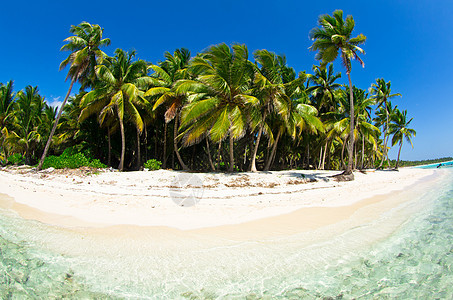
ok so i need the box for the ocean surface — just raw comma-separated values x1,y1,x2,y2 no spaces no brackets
0,168,452,299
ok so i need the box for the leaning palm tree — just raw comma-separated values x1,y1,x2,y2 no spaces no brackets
370,78,401,169
37,21,110,170
389,109,416,169
177,43,259,172
250,50,291,172
80,49,150,171
310,10,366,177
145,48,191,170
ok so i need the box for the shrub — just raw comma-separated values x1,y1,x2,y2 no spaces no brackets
41,151,107,169
144,159,162,171
7,153,25,165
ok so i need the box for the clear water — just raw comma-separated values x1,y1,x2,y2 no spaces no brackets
0,169,452,299
417,160,453,169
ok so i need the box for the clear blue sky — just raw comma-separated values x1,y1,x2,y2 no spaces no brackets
1,0,451,161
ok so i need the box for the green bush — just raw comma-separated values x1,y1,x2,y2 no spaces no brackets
7,153,25,165
41,151,107,169
144,159,162,171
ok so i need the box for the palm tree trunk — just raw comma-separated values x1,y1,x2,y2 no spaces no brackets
250,114,266,172
228,132,235,172
317,146,323,170
345,72,355,175
395,141,403,169
217,140,222,167
265,128,282,171
361,134,365,169
37,75,77,170
174,113,188,170
162,122,167,168
321,140,328,170
378,101,390,169
206,138,215,171
341,136,347,170
251,111,268,172
136,126,141,169
118,116,125,171
107,127,111,166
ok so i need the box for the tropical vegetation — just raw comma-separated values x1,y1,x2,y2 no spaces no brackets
0,11,418,177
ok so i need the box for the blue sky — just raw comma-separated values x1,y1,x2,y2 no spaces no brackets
1,0,451,161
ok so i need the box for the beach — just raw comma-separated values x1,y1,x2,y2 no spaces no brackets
0,167,452,298
0,167,436,232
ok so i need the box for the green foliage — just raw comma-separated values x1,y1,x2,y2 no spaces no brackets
41,148,106,169
7,153,25,165
144,159,162,171
389,157,453,168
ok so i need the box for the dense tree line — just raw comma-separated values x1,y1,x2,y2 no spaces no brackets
0,11,417,176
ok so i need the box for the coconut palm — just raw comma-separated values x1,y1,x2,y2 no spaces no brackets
310,10,366,176
306,64,342,113
80,49,150,171
37,21,111,170
145,48,191,170
177,43,259,172
389,109,416,169
250,50,292,172
327,87,378,169
264,71,324,171
373,101,398,167
370,78,401,169
0,80,16,130
3,86,46,163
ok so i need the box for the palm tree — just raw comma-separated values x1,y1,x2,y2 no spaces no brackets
37,21,110,170
389,109,416,169
310,10,366,176
370,78,401,169
326,87,378,169
3,86,46,164
0,80,16,130
250,50,292,172
80,49,150,171
373,101,398,168
145,48,191,170
177,43,259,172
306,63,342,169
306,64,342,113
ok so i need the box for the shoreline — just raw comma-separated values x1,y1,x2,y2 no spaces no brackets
0,167,438,232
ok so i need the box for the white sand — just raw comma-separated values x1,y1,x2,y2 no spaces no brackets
0,167,436,230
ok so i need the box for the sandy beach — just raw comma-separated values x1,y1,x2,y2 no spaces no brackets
0,167,437,233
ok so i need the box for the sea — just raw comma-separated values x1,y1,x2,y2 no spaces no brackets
0,166,452,299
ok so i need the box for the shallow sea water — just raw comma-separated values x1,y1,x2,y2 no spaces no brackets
0,168,452,299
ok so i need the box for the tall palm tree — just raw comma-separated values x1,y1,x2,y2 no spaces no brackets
310,10,366,176
177,43,259,172
145,48,191,170
327,87,378,169
0,80,16,130
3,86,46,163
250,49,292,172
389,109,416,169
80,49,150,171
37,22,110,170
306,64,342,113
306,63,342,169
370,78,401,169
373,101,398,168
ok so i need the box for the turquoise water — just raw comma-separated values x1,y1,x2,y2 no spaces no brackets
0,169,452,299
417,160,453,169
